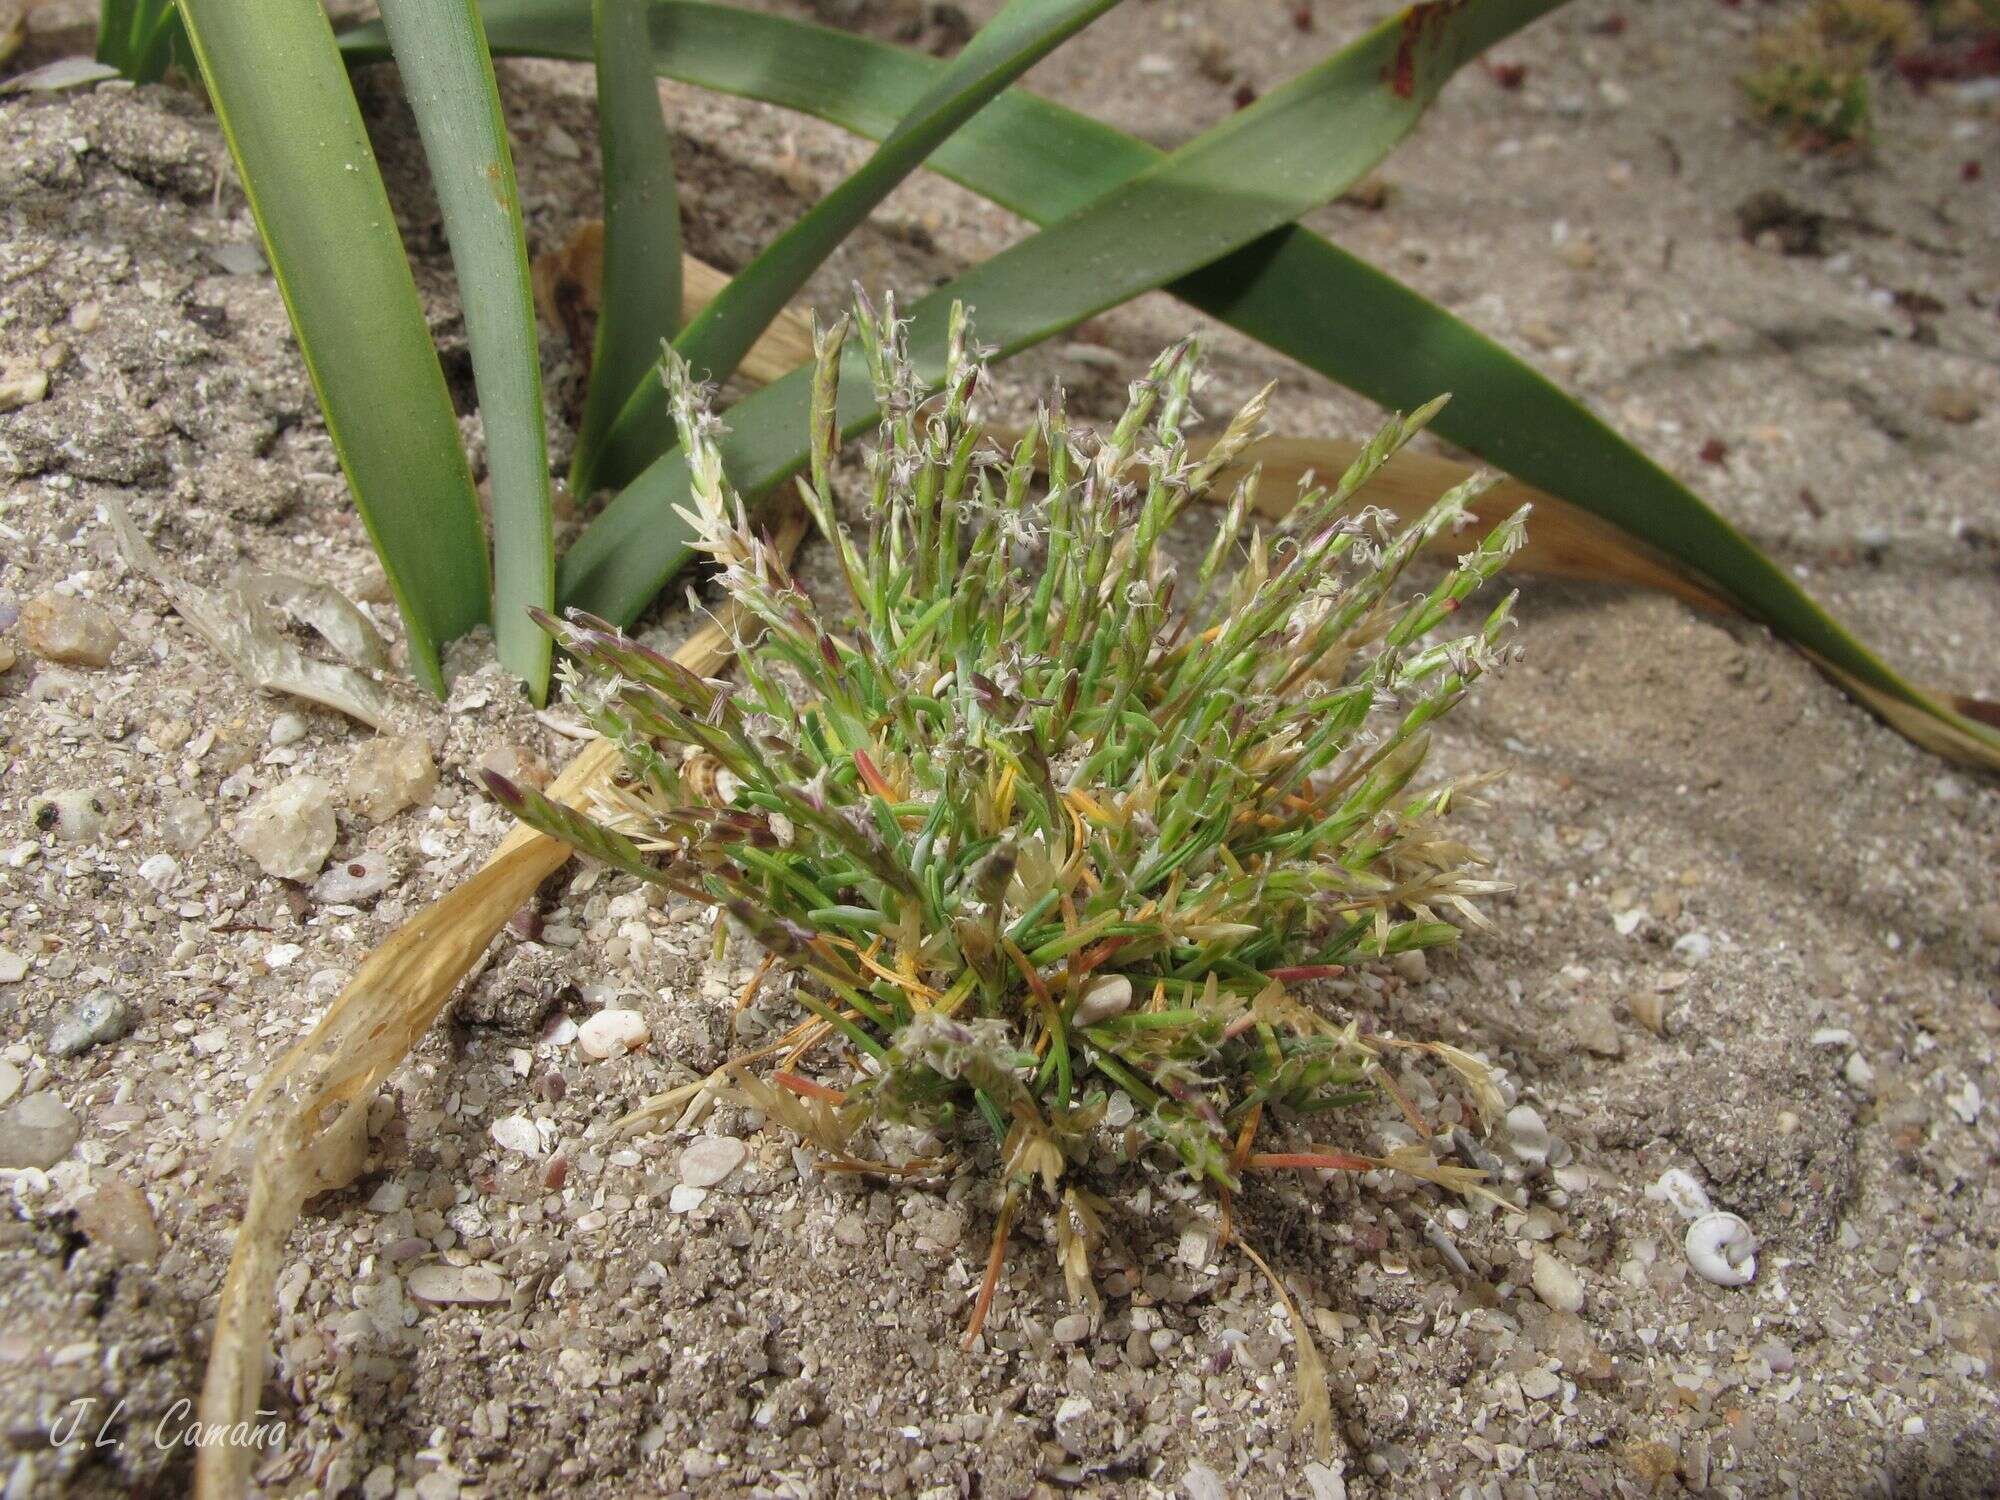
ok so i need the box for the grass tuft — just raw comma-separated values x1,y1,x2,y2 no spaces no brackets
490,299,1528,1445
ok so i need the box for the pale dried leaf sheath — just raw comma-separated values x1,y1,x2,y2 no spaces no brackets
531,238,816,387
194,513,808,1499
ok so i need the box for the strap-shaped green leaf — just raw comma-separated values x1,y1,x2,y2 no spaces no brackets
569,0,683,499
571,0,1125,496
554,0,1564,621
339,0,2000,762
377,0,556,700
96,0,185,82
183,0,490,697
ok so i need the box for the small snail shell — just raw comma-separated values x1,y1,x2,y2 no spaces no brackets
680,751,742,806
1073,975,1133,1027
1684,1212,1757,1287
1646,1167,1715,1221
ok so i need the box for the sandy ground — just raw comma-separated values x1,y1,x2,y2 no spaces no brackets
2,0,1998,1496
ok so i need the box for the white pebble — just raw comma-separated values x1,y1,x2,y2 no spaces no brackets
678,1135,747,1188
137,853,178,890
1073,974,1133,1026
269,712,309,747
1670,931,1713,964
490,1115,542,1156
231,774,337,880
1646,1167,1713,1221
1684,1212,1757,1287
311,851,395,905
406,1264,509,1305
1504,1103,1552,1166
1530,1249,1586,1313
0,948,28,984
668,1184,708,1213
577,1008,649,1059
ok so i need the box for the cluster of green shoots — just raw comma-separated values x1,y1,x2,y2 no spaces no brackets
486,298,1525,1444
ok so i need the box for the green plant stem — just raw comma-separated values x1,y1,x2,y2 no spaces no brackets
569,0,683,496
377,0,556,700
574,0,1125,495
184,0,490,697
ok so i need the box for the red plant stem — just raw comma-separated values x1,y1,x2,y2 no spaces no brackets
772,1071,846,1103
962,1191,1019,1350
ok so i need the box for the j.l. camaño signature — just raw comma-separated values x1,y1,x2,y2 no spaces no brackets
49,1396,287,1454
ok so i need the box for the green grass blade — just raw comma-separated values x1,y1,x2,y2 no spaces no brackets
97,0,184,82
556,0,1563,623
573,0,1123,496
180,0,489,697
339,1,2000,759
377,0,555,700
568,0,683,498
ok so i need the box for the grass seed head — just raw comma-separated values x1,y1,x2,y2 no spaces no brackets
492,297,1528,1434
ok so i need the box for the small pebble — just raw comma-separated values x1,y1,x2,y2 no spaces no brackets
1052,1312,1092,1343
668,1184,708,1213
28,788,114,843
137,853,178,891
1053,1395,1097,1458
0,364,49,412
577,1008,649,1059
406,1264,509,1305
269,711,309,747
75,1178,163,1264
1531,1249,1586,1313
678,1134,748,1188
311,851,395,905
489,1114,542,1156
0,1092,81,1169
232,774,337,880
21,592,119,667
1505,1103,1552,1166
160,795,214,853
1568,1000,1623,1057
1670,930,1713,964
1073,974,1132,1026
0,1062,19,1106
1926,384,1979,425
48,988,136,1058
0,949,28,985
347,735,438,822
1180,1463,1228,1500
479,743,551,791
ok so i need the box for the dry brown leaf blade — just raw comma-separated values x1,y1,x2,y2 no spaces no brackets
193,510,808,1498
107,498,401,731
533,234,816,388
1206,436,2000,769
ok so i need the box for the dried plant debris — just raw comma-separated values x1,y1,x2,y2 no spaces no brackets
106,495,400,730
486,298,1527,1447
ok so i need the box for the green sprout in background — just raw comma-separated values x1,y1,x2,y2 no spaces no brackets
486,304,1527,1443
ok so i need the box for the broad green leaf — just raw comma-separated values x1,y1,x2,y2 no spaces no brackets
574,0,1125,496
555,0,1564,623
569,0,683,498
181,0,488,697
377,0,555,700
